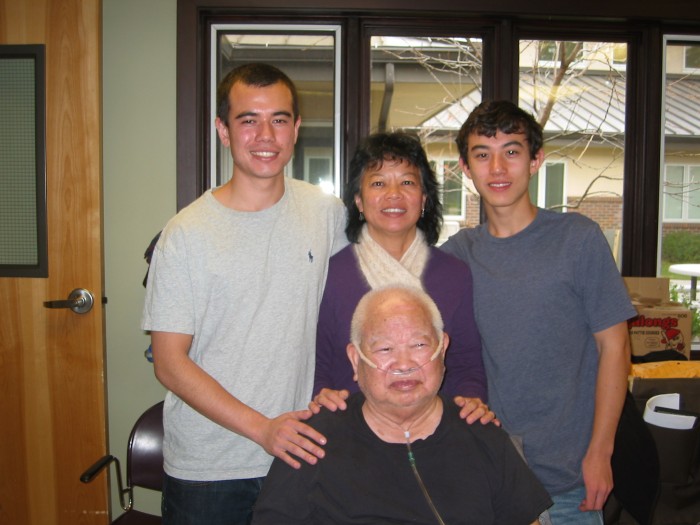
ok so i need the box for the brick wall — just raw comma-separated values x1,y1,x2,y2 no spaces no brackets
566,196,622,230
460,194,700,234
663,223,700,235
461,195,624,229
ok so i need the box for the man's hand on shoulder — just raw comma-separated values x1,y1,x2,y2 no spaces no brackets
454,396,500,426
259,410,327,469
309,388,350,414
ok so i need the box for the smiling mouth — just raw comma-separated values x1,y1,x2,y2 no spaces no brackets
382,207,406,213
489,181,511,189
251,151,278,158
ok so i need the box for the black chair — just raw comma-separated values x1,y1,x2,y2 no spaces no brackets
631,378,700,525
607,378,700,525
81,401,165,524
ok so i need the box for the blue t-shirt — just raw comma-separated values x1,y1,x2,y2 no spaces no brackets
441,209,636,494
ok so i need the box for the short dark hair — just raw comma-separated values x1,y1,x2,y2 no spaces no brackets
216,63,300,125
344,132,443,246
456,100,543,166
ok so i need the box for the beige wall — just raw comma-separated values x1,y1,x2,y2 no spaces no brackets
103,0,176,516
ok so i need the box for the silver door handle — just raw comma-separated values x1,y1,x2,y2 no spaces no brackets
44,288,95,314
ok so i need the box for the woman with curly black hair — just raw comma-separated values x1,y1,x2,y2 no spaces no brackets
312,131,493,425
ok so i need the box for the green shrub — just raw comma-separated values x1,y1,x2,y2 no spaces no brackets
662,231,700,263
670,283,700,337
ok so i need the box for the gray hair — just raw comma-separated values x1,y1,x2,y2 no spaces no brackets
350,285,444,349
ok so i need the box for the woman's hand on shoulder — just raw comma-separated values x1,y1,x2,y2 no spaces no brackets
453,396,500,426
309,388,350,414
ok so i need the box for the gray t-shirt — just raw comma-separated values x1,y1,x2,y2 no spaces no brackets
441,209,636,495
142,178,347,481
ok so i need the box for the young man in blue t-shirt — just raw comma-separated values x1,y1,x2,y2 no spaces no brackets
441,100,636,524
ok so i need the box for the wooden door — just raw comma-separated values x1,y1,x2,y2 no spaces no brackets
0,0,108,524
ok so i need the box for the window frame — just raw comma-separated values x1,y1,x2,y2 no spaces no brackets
0,44,48,278
683,44,700,71
177,0,700,277
662,164,700,222
209,23,343,194
530,161,568,212
434,158,466,220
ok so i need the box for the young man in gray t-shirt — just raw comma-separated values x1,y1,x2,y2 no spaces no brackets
142,63,346,525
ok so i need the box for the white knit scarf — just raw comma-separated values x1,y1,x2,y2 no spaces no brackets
354,224,430,290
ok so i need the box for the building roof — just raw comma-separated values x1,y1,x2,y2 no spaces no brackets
665,76,700,136
422,73,700,137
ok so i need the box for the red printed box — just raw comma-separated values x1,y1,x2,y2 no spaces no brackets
624,278,691,359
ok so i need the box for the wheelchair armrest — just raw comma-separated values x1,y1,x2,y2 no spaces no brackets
80,454,117,483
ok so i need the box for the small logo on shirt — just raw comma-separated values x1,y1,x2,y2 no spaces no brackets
308,250,314,263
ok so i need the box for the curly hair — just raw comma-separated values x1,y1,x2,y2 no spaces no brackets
344,132,443,246
456,100,543,166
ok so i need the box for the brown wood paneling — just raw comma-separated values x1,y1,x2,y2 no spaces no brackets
0,0,108,523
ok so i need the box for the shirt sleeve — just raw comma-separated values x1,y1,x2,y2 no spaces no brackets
330,198,349,256
314,280,338,395
575,222,637,334
437,261,488,401
440,230,469,261
141,224,196,334
492,431,553,524
252,459,313,524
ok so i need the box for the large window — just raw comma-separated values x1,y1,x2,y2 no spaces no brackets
448,37,630,247
659,39,700,285
366,34,482,238
179,5,700,275
530,162,566,212
367,36,482,136
685,45,700,70
431,159,466,220
663,165,700,221
210,32,634,244
518,39,627,246
212,25,341,195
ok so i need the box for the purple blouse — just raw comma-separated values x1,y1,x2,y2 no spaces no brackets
314,244,487,400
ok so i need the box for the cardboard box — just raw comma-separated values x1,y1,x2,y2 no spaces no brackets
624,277,692,359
